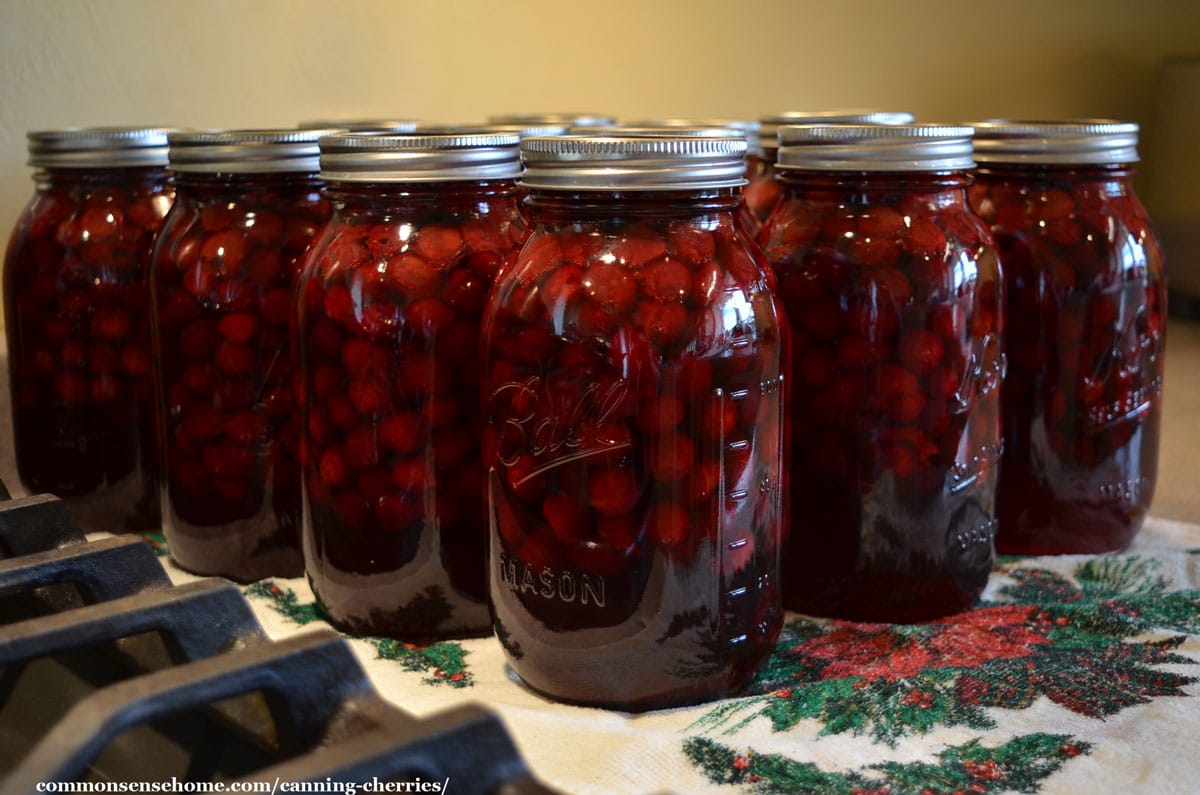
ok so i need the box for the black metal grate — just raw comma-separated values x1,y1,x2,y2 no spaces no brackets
0,483,557,794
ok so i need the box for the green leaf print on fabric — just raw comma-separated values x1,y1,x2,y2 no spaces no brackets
684,733,1091,794
692,557,1197,744
245,579,474,688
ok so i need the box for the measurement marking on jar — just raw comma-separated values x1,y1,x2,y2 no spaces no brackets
949,441,1003,494
952,517,998,552
1098,477,1152,504
758,375,783,396
498,552,606,607
1086,377,1163,430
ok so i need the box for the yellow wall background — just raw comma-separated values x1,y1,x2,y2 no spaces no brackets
2,0,1199,326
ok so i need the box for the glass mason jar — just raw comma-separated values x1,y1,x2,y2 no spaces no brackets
749,111,916,232
299,132,525,638
761,125,1003,623
969,121,1166,554
150,129,333,581
483,134,787,710
3,127,173,533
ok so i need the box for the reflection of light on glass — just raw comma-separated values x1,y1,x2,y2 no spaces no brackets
843,231,854,239
599,251,616,264
398,223,414,242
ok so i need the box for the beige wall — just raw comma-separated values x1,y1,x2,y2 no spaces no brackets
2,0,1198,326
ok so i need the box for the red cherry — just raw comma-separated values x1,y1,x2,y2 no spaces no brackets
245,248,284,287
225,410,267,444
557,228,602,266
344,427,381,470
637,394,684,433
647,501,688,547
385,254,441,299
349,380,389,415
375,493,418,532
836,335,879,372
405,298,454,340
651,433,696,482
414,225,463,266
460,217,511,254
86,344,119,374
798,347,837,388
633,301,689,347
88,373,121,403
641,258,692,303
215,342,256,376
443,269,489,315
333,491,371,528
667,222,716,266
542,492,592,542
674,358,713,401
79,206,122,241
799,298,843,341
90,307,134,341
900,330,945,374
432,428,473,470
584,262,638,316
201,230,246,273
178,320,218,359
119,342,152,378
588,468,640,516
218,313,260,343
326,395,358,431
614,227,667,266
390,456,430,494
258,288,292,330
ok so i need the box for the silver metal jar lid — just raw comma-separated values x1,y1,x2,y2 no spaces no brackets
626,118,763,154
168,129,333,173
760,110,915,151
488,113,617,128
970,120,1140,164
297,119,421,133
520,134,748,191
776,125,975,172
319,132,522,182
27,127,172,168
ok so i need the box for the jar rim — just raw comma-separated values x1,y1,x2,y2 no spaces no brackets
970,119,1140,164
759,111,915,150
318,132,522,182
520,134,748,190
27,126,173,168
168,128,333,173
775,124,975,172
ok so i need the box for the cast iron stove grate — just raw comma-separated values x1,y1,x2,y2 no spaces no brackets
0,483,557,794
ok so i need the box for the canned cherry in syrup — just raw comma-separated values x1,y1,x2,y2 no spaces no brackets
151,129,333,581
484,134,787,710
300,132,526,639
3,127,173,533
969,120,1165,554
761,124,1002,623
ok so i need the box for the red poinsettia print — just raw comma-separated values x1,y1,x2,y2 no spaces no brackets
794,605,1052,681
